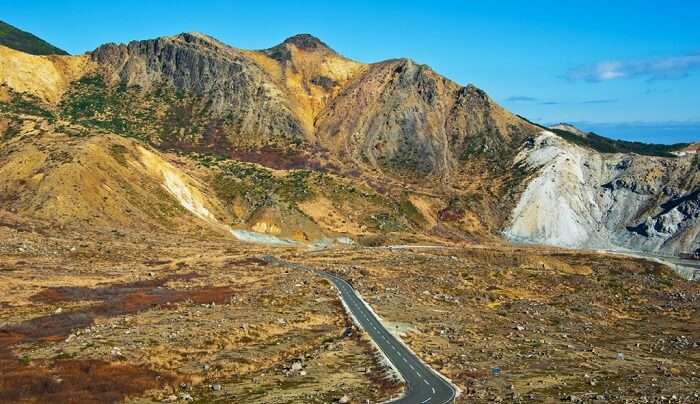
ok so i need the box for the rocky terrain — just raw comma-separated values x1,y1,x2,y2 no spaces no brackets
1,219,698,403
301,245,700,403
505,127,700,256
2,28,698,256
0,226,401,403
1,23,699,403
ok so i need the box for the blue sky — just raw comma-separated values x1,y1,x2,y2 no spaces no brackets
4,0,700,143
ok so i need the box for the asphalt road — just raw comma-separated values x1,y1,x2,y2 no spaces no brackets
263,256,456,404
602,250,700,281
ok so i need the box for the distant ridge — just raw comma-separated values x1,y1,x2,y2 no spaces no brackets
0,20,68,55
548,122,688,157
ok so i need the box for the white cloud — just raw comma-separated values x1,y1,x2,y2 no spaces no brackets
568,52,700,82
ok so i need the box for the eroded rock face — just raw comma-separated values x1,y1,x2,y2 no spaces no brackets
90,33,306,143
85,33,539,184
315,59,535,179
505,131,700,255
9,31,697,255
634,191,700,241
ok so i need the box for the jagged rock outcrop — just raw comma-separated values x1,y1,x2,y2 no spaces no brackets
3,31,698,255
316,58,535,179
505,130,700,255
85,33,537,184
90,33,306,143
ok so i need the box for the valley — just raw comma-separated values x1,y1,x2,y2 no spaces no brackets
1,227,698,403
0,18,699,404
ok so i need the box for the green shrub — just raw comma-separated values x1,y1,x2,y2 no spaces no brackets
356,234,388,247
516,115,688,157
0,92,54,120
398,197,427,226
552,128,687,157
110,144,129,166
370,212,407,232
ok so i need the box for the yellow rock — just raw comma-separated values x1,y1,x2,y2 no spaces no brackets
0,45,93,103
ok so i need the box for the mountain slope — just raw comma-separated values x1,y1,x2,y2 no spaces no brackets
85,34,538,179
0,114,231,234
90,33,307,149
505,130,700,255
1,31,699,255
0,45,90,103
36,32,537,238
250,34,364,136
549,122,689,157
0,20,68,55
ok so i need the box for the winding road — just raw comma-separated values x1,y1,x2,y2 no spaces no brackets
263,256,457,404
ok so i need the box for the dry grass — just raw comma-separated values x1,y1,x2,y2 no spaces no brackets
298,244,700,402
0,228,400,403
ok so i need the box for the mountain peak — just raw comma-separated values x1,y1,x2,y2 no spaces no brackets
263,34,336,63
170,32,233,50
550,122,588,137
280,34,330,51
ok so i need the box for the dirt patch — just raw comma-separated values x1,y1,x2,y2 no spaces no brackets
4,274,235,347
0,352,176,404
0,274,234,348
143,259,173,266
0,274,239,403
229,146,324,171
1,312,94,345
225,257,269,267
30,273,198,304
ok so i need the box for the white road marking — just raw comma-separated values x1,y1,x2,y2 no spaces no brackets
276,261,457,404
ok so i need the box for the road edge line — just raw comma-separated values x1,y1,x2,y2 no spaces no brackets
348,280,462,402
323,277,408,403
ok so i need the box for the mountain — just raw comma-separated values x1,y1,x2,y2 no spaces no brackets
1,31,699,256
550,122,587,137
86,33,534,175
0,116,231,234
548,122,689,157
504,130,700,255
0,20,68,55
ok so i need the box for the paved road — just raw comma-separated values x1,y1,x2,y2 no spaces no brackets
263,256,456,404
602,250,700,281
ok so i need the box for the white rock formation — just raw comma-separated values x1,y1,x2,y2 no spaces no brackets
505,131,700,255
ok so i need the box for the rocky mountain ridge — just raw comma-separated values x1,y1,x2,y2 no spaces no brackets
505,129,700,255
1,29,698,256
